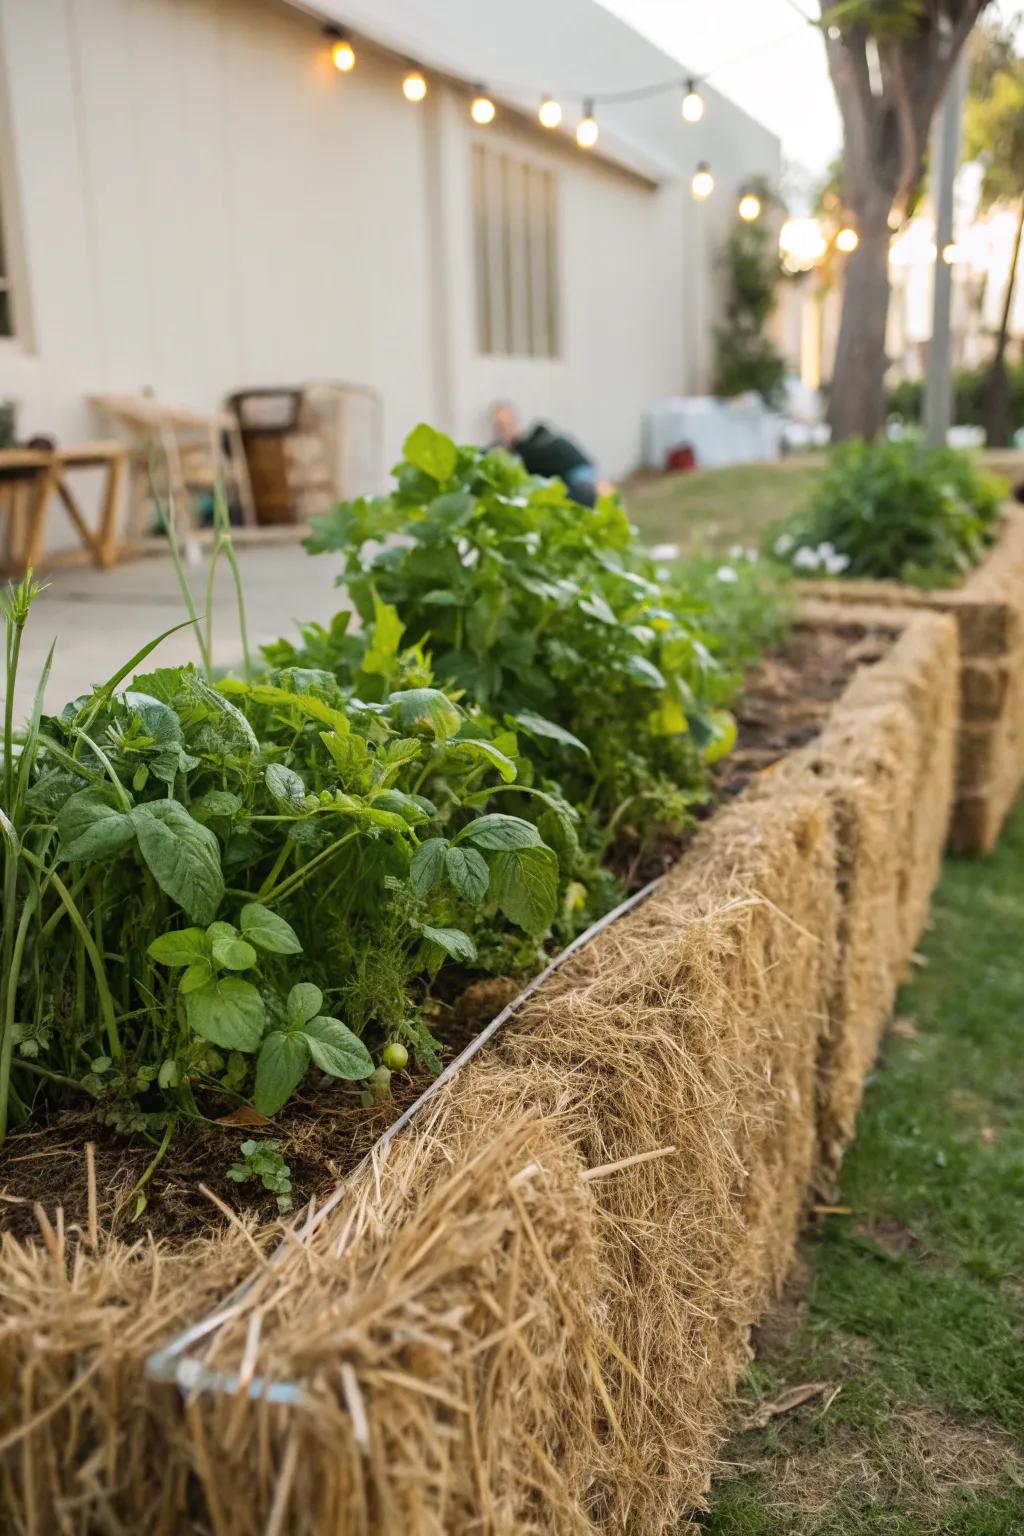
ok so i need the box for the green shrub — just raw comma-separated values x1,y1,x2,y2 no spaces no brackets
886,365,1024,434
772,437,1005,587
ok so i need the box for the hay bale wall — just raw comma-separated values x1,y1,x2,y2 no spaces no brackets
0,611,957,1536
800,505,1024,854
750,606,958,1182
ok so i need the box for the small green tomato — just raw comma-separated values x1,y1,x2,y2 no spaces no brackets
381,1041,409,1072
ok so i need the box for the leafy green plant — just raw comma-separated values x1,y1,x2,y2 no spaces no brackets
226,1138,293,1211
771,437,1005,587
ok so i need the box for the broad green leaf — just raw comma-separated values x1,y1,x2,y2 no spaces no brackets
265,762,306,809
388,688,462,742
210,932,258,971
511,711,590,756
695,709,737,765
240,903,303,955
461,813,541,851
254,1031,310,1115
131,801,225,924
56,786,134,863
198,789,242,817
448,738,517,782
624,655,667,690
219,679,350,737
403,422,457,483
421,925,478,964
186,977,265,1051
410,837,447,897
361,595,405,679
148,928,209,967
649,697,689,736
301,1015,374,1080
445,844,490,904
578,592,617,626
370,789,431,823
180,959,214,993
124,692,195,783
287,982,323,1027
489,846,559,934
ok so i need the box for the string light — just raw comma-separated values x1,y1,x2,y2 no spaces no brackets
538,95,563,129
835,226,859,253
942,242,962,264
691,162,714,200
738,192,762,221
324,27,356,72
682,79,704,122
402,69,428,103
470,88,496,124
576,100,599,148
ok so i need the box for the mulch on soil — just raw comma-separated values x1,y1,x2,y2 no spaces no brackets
0,620,893,1246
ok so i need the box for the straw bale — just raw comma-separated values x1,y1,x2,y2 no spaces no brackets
0,795,836,1535
798,508,1024,854
748,610,957,1183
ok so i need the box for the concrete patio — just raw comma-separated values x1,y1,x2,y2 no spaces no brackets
10,542,345,721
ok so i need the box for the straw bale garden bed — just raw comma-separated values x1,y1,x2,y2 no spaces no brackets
774,437,1024,854
0,427,975,1534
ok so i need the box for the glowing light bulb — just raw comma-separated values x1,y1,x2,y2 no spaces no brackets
738,193,762,222
682,80,704,123
942,242,962,264
331,37,356,73
576,101,598,148
691,162,714,201
402,70,428,103
835,226,859,253
538,96,562,129
471,91,496,125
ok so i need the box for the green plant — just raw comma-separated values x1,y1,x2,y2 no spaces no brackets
713,189,787,409
772,437,1005,587
887,366,1024,435
302,424,740,843
227,1138,293,1211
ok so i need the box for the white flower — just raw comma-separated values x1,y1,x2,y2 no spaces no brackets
773,532,795,556
744,547,759,563
824,551,850,575
792,545,821,571
649,542,680,561
817,541,836,561
714,564,739,583
728,543,744,560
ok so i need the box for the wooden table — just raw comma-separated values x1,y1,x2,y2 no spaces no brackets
0,440,128,574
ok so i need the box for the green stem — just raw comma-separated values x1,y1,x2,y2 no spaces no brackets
20,848,122,1062
260,829,360,905
122,1114,176,1224
256,838,295,900
3,621,22,811
150,460,212,679
0,881,35,1144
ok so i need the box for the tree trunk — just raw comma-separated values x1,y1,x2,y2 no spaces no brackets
983,197,1024,449
827,212,892,442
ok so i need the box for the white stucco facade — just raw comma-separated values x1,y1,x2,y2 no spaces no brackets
0,0,780,548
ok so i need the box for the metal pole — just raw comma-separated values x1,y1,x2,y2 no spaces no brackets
923,49,968,445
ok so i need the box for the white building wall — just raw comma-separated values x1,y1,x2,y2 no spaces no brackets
0,0,780,549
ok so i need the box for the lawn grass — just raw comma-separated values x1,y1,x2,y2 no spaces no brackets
704,804,1024,1535
623,460,824,554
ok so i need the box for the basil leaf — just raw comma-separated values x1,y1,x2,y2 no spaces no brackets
445,845,490,904
210,933,258,971
403,422,457,483
265,762,306,809
301,1015,374,1080
186,977,265,1052
180,959,214,993
287,982,323,1028
410,837,448,897
511,711,590,756
131,801,224,924
448,738,517,782
462,813,541,851
388,688,462,742
240,903,303,955
56,786,134,863
147,928,209,967
421,925,478,964
489,846,558,934
254,1031,310,1116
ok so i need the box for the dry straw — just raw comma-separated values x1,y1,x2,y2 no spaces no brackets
0,608,959,1534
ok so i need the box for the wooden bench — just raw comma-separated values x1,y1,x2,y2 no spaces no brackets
0,441,128,574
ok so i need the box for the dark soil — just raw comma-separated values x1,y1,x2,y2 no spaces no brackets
0,618,897,1248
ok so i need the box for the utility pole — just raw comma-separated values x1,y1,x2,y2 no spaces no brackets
923,49,968,445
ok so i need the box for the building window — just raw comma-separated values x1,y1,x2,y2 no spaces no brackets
472,143,560,358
